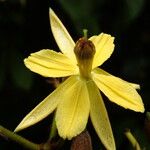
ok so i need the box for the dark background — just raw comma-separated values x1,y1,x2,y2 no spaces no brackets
0,0,150,149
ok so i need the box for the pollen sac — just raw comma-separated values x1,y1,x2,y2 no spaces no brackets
74,38,95,60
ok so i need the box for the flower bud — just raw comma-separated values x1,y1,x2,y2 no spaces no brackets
74,38,95,60
74,37,95,79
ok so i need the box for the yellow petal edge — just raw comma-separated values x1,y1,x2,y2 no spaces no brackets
92,70,144,112
24,49,78,77
50,8,77,65
90,33,115,69
15,76,77,132
56,76,90,139
87,80,116,150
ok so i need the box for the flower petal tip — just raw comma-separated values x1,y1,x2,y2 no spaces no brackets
49,8,54,16
127,103,145,113
14,116,35,133
57,127,85,140
133,100,145,113
14,126,21,133
14,123,26,133
138,105,145,113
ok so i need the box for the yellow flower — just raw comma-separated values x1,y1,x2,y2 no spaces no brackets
15,8,144,150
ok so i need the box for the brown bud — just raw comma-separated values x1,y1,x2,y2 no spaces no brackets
71,130,93,150
74,38,95,60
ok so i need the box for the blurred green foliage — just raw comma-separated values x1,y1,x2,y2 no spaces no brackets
0,0,150,149
0,0,33,90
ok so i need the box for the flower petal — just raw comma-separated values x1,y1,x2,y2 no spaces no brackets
50,8,77,64
14,76,77,132
87,80,116,150
93,68,140,89
56,76,90,139
92,69,144,112
89,33,115,68
24,49,78,77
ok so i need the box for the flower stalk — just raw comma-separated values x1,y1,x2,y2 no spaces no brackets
124,129,141,150
83,29,88,39
0,125,39,150
49,113,57,141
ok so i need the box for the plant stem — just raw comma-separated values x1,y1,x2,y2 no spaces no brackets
124,129,141,150
83,29,88,39
48,113,57,141
0,125,39,150
146,112,150,121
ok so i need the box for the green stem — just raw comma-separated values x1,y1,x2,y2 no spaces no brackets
0,125,39,150
146,112,150,121
49,113,57,141
83,29,88,39
124,129,141,150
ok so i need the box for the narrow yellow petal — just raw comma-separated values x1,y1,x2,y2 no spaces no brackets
87,80,116,150
92,69,144,112
56,76,90,139
89,33,115,68
128,83,140,89
24,49,79,77
93,68,140,89
15,76,77,132
50,8,77,65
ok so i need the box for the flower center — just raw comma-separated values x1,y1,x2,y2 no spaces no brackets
74,37,95,79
